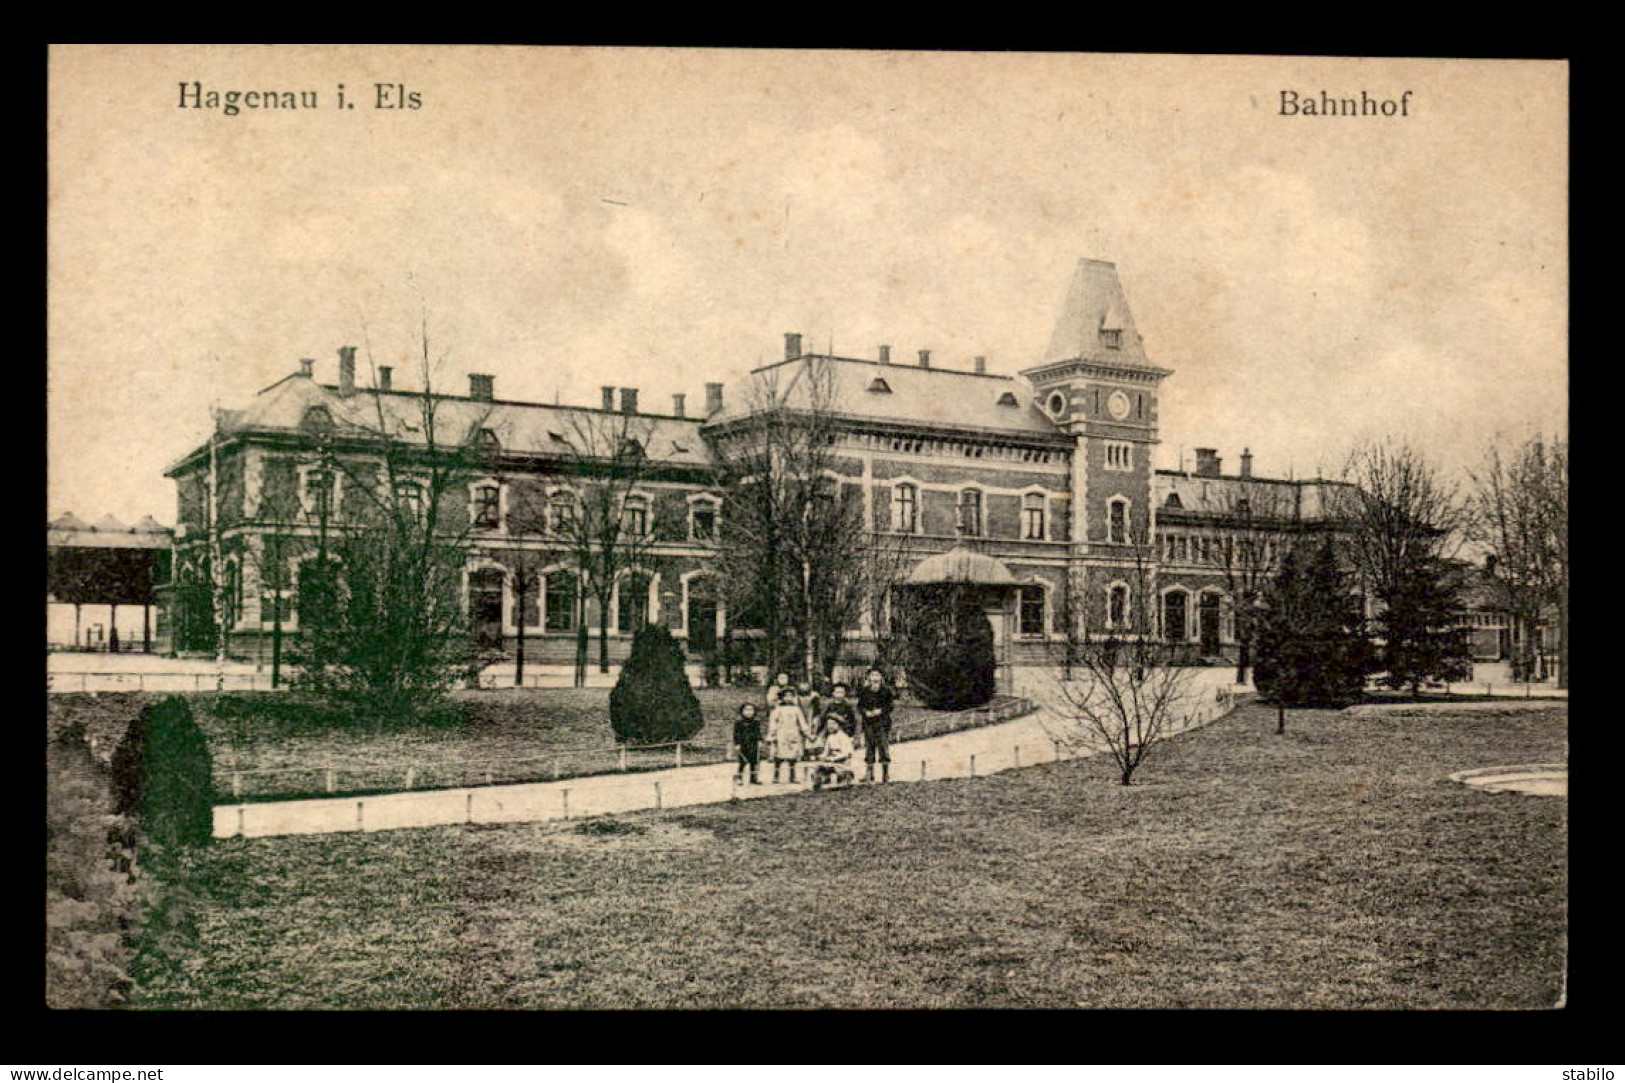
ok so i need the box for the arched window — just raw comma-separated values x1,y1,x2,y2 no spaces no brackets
893,483,919,533
957,488,983,537
1022,493,1047,540
1108,583,1130,629
1107,497,1129,544
544,569,577,632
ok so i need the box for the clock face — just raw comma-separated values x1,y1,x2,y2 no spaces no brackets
1107,390,1131,421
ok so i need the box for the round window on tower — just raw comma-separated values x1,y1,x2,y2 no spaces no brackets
1046,391,1068,419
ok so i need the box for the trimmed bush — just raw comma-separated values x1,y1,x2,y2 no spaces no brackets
904,588,997,711
110,696,214,848
609,625,705,745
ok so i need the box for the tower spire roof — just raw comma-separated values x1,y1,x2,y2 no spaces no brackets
1044,258,1153,367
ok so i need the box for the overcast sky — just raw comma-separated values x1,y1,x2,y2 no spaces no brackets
49,47,1567,525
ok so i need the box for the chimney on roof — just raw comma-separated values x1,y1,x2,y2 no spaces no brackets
785,332,802,360
620,387,639,414
918,349,931,368
974,356,987,375
1240,447,1253,479
1194,448,1222,478
602,386,616,411
878,344,891,365
672,392,686,418
705,382,724,416
337,346,357,397
377,366,393,392
469,374,494,402
299,358,315,378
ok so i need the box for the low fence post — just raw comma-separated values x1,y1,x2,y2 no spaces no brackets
561,788,570,820
676,743,683,769
1013,745,1021,769
232,773,242,799
324,769,336,793
237,806,246,837
466,792,474,824
969,753,976,778
404,767,416,790
654,781,663,810
356,801,365,832
1053,739,1063,762
920,759,927,781
619,747,628,772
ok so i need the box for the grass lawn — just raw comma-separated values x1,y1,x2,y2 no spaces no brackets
129,700,1566,1009
57,689,1025,800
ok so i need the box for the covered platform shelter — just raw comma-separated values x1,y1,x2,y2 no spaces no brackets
46,513,173,652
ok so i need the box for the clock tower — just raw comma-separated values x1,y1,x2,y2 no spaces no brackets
1021,259,1171,636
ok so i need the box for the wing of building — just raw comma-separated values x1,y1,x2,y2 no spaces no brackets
160,260,1356,686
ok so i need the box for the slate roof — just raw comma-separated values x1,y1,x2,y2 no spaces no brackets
186,374,713,468
708,355,1066,441
1153,471,1355,522
1042,258,1156,368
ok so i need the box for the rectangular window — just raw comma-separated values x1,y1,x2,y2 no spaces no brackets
549,493,577,535
1019,585,1046,636
1108,500,1127,544
621,499,649,537
544,572,576,632
1022,494,1046,540
957,490,983,537
394,481,425,523
1104,441,1133,471
473,485,502,529
893,484,918,533
690,503,717,541
303,469,335,521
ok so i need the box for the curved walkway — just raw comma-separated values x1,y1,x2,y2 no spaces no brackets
215,674,1246,839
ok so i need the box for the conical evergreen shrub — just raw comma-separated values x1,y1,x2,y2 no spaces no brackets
904,588,997,710
609,625,705,745
109,696,214,848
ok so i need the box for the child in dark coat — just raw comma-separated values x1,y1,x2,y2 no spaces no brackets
734,702,763,785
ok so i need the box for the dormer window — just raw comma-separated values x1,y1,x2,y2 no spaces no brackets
997,391,1019,407
1101,328,1122,350
868,377,892,394
1164,492,1184,509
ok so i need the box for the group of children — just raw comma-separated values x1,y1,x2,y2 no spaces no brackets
732,668,897,790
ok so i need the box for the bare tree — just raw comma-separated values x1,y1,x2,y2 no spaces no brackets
1468,434,1568,686
1340,439,1473,694
1042,532,1199,785
1212,481,1298,684
548,409,662,682
707,356,908,682
286,323,494,720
